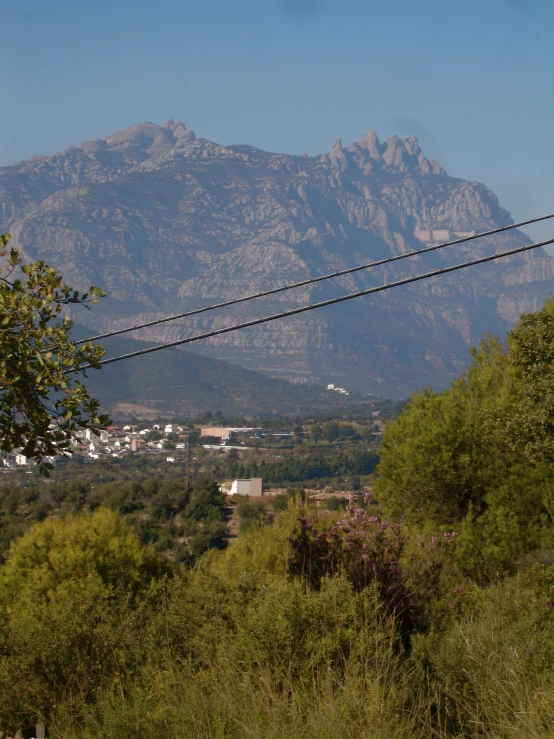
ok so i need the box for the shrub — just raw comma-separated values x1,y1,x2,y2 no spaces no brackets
190,522,228,558
0,508,169,729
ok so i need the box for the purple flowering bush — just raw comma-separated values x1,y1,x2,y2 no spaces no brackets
288,493,460,637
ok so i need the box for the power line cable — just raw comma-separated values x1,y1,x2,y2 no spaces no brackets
76,212,554,345
74,235,554,371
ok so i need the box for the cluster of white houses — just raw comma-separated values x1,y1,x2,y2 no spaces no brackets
78,423,192,461
2,423,191,470
327,383,350,396
2,421,302,472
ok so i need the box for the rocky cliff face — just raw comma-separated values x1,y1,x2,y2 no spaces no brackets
1,120,553,398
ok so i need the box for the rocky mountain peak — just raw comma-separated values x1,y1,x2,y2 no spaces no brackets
1,119,551,399
98,120,196,158
328,138,349,171
343,130,445,177
355,130,382,161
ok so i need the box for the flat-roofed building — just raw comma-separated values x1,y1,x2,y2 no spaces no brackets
220,478,263,497
201,426,232,440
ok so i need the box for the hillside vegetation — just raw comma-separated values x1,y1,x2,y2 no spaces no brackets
72,324,373,417
2,301,554,737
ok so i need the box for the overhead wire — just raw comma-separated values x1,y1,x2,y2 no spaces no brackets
73,235,554,371
75,211,554,345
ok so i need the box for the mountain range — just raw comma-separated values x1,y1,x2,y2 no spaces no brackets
1,119,553,398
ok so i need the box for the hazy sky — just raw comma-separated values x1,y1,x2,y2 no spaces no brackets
2,0,553,239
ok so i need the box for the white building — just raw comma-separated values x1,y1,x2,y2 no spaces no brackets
15,454,27,466
327,383,335,390
220,478,263,497
85,429,109,442
415,228,476,243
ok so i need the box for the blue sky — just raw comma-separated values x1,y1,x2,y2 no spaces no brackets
2,0,553,239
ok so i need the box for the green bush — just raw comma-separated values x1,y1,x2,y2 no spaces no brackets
411,573,554,737
0,508,169,730
190,522,228,558
237,501,268,532
273,494,288,512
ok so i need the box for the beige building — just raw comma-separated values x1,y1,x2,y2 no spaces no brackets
201,426,261,440
415,228,476,243
200,426,232,440
220,478,263,497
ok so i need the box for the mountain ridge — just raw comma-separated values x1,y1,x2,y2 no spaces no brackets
1,120,553,398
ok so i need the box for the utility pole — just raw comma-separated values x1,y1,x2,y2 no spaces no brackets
183,429,191,493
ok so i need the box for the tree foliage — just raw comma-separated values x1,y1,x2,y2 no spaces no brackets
230,449,377,485
375,300,554,580
490,298,554,462
0,236,108,471
375,335,511,522
0,508,169,725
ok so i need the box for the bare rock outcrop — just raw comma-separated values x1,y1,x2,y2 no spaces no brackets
1,122,552,398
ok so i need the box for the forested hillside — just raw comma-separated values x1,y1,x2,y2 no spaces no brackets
70,324,372,417
2,301,554,737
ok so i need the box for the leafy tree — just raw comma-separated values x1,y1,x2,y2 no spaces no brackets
184,477,225,523
235,450,377,486
488,299,554,462
237,501,268,532
0,507,167,602
273,494,289,512
0,508,169,725
150,479,189,521
0,236,108,471
455,504,524,582
322,421,340,442
375,301,554,578
190,522,228,557
375,336,512,522
311,423,323,443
